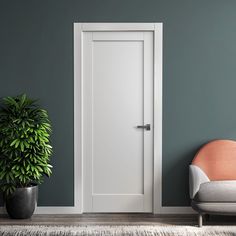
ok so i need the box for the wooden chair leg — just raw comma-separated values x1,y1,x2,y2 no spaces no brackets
198,214,203,227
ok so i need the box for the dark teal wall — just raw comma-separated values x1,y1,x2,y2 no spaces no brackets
1,0,236,206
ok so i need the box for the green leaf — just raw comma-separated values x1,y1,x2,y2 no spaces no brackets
9,172,13,180
15,140,20,148
6,173,9,183
35,168,39,176
20,168,25,174
20,142,24,152
0,171,6,179
20,94,26,107
10,139,18,146
36,166,43,172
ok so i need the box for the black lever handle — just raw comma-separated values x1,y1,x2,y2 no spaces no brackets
136,124,151,131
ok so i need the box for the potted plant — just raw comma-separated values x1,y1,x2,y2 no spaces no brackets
0,94,53,219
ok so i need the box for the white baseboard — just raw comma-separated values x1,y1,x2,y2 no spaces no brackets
35,207,81,214
0,206,195,215
0,206,82,215
160,207,196,214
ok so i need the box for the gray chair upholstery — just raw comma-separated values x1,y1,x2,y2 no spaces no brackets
189,165,210,199
190,165,236,226
194,180,236,202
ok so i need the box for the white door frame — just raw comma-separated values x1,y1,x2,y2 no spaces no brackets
74,23,163,214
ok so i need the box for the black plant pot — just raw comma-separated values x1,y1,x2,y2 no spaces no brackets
5,184,38,219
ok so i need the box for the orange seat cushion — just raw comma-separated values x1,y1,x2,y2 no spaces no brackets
192,140,236,181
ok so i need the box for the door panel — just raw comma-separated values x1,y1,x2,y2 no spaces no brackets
83,31,153,212
93,40,144,195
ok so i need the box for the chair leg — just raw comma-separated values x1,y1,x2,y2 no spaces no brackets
205,214,210,222
198,214,203,227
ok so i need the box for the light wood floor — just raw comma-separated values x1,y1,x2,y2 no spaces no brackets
1,214,236,226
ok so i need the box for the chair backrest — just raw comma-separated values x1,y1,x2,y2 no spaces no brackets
192,140,236,180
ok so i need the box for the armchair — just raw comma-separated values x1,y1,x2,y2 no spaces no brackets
189,140,236,227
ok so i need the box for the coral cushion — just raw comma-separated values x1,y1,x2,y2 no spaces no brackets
192,140,236,181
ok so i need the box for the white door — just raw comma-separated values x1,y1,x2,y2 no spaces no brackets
82,31,153,212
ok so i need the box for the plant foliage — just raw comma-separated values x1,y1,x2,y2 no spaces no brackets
0,94,53,195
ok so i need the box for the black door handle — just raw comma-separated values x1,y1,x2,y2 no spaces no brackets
136,124,151,131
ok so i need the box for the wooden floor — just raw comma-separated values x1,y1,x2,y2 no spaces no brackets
1,214,236,226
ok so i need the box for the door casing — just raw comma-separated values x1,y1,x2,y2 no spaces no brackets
74,23,163,214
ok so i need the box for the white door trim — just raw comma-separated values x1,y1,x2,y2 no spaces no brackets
74,23,163,214
153,23,163,214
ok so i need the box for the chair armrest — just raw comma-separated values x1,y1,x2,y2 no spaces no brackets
189,165,210,199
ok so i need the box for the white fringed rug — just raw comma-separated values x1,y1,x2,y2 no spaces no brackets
1,225,236,236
